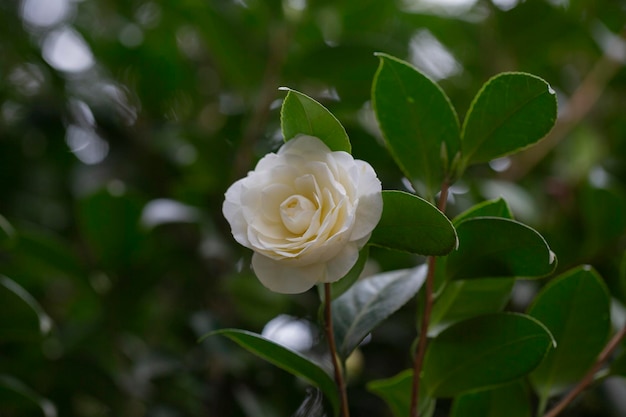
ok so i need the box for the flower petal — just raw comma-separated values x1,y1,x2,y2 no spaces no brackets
323,243,360,283
355,160,382,198
223,135,383,294
350,161,383,241
351,192,383,241
252,253,324,294
223,179,250,246
280,135,331,159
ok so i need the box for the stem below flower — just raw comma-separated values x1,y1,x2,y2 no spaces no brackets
543,323,626,417
409,181,450,417
324,283,350,417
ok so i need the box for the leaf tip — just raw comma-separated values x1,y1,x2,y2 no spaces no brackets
549,251,557,265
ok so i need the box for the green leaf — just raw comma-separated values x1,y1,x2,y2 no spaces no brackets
453,198,513,225
461,72,557,165
367,369,434,417
451,381,531,417
370,191,457,256
204,329,339,415
333,265,427,359
0,275,52,341
280,88,350,153
429,278,515,337
528,266,611,399
423,313,554,397
371,53,460,199
446,217,556,281
330,246,369,300
0,374,56,417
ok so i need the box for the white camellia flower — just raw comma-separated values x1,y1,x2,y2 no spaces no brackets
223,135,383,294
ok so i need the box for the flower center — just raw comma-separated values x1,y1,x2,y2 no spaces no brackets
279,194,317,235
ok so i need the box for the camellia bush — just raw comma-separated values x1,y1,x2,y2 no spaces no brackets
208,53,622,417
2,1,626,417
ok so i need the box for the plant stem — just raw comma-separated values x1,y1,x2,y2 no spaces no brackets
409,255,437,417
324,283,350,417
543,323,626,417
409,181,450,417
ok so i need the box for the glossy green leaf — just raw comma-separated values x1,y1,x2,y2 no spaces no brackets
451,381,531,417
205,329,339,415
461,72,557,165
453,198,513,225
370,191,457,255
446,217,556,281
0,374,56,417
0,275,52,341
423,313,554,397
367,369,434,417
333,265,427,359
429,278,515,336
528,266,611,399
330,246,369,300
280,88,351,153
371,53,460,199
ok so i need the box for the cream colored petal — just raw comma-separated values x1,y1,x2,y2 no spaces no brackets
323,243,360,283
355,160,382,198
250,220,290,241
261,183,294,223
223,179,250,247
240,179,264,224
350,160,383,241
280,135,331,159
326,152,359,197
350,192,383,242
254,151,280,172
252,253,324,294
268,163,301,186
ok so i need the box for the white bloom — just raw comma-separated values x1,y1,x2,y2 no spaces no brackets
223,135,383,294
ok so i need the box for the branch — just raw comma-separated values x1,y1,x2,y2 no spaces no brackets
409,181,450,417
543,324,626,417
324,283,350,417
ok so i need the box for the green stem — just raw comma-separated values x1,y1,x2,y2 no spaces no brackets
409,181,450,417
324,283,350,417
543,323,626,417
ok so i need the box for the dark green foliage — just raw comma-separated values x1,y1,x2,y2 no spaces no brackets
1,0,626,416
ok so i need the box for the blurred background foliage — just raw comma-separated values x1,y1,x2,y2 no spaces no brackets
1,0,626,416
